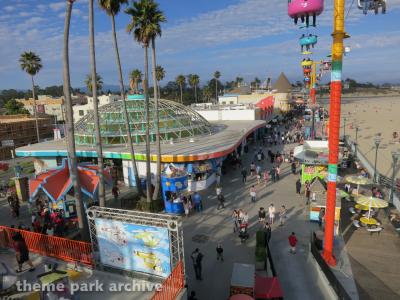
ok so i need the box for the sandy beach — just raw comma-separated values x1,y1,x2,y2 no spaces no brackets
321,95,400,177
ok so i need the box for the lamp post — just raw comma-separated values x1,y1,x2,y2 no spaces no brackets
343,117,346,140
355,125,359,156
373,135,381,183
390,150,399,204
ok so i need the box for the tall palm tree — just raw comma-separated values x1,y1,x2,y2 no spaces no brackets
98,0,142,194
62,0,88,239
176,74,185,104
126,0,165,203
202,86,212,103
19,51,42,143
129,69,142,94
89,0,106,207
235,76,244,87
188,74,200,103
254,77,261,90
84,73,103,93
155,65,165,96
97,0,142,194
213,71,220,103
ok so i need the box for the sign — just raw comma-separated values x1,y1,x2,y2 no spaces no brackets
1,140,14,147
95,218,171,278
301,164,327,184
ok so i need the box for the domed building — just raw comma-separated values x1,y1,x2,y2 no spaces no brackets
16,94,266,203
74,95,213,145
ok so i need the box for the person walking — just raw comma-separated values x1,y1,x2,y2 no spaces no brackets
250,186,256,203
12,233,35,273
258,207,266,227
263,169,270,187
188,291,198,300
112,185,119,201
216,185,222,197
268,203,276,224
217,193,225,210
279,205,287,226
191,248,204,280
216,244,224,262
264,222,272,244
183,198,190,217
232,210,239,232
288,232,298,254
250,162,256,176
275,166,281,181
318,208,325,228
193,192,203,212
291,162,297,174
296,179,302,195
305,181,311,204
241,167,247,183
270,168,276,183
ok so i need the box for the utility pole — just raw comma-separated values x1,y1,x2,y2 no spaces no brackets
323,0,347,267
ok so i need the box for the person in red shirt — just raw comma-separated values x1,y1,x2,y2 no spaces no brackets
288,232,298,254
12,232,35,273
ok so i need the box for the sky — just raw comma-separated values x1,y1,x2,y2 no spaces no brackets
0,0,400,90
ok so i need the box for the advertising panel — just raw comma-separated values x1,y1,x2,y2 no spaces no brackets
301,164,327,184
95,218,171,278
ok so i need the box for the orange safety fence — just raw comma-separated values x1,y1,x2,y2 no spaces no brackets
151,261,185,300
0,226,93,267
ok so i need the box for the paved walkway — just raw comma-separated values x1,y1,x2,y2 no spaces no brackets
182,139,330,299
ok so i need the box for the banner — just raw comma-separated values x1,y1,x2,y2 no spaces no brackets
301,164,327,184
95,218,171,278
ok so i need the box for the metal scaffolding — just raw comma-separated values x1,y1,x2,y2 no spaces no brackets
87,206,185,280
75,98,213,145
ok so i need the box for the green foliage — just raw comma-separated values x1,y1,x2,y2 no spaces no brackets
135,198,164,212
4,99,29,115
155,65,165,82
255,246,266,262
85,73,103,94
256,230,266,248
19,51,42,77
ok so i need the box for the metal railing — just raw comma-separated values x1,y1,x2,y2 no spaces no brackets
310,234,352,300
151,260,185,300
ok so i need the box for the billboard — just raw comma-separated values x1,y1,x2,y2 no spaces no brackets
94,218,171,278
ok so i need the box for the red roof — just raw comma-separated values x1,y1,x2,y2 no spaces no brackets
254,276,284,298
255,96,274,110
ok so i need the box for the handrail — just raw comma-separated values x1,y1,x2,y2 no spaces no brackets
151,261,185,300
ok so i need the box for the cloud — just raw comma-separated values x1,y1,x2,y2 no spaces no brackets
3,6,15,12
49,2,65,12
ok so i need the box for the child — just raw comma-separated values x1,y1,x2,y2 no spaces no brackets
288,232,298,254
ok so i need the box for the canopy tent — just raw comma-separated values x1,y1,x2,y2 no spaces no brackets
254,275,284,299
29,158,112,203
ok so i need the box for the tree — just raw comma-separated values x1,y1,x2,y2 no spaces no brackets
19,51,42,143
253,77,261,90
188,74,200,103
176,75,185,104
214,71,221,102
126,0,166,203
89,0,106,207
4,99,29,115
98,0,142,195
129,69,142,94
202,86,212,103
84,73,103,94
155,65,165,96
62,0,89,239
235,76,244,87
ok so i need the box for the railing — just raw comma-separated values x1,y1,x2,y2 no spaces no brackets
151,261,185,300
310,234,352,300
266,241,277,277
0,226,93,267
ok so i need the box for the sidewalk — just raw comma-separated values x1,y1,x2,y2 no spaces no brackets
182,138,331,299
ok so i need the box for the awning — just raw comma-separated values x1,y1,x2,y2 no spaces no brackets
254,275,284,298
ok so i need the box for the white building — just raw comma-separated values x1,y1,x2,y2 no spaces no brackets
17,95,65,122
73,94,120,122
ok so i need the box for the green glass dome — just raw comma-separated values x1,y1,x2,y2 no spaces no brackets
74,96,213,145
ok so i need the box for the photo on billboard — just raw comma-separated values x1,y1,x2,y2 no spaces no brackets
94,218,171,278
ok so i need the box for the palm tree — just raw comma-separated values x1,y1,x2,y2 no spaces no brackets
19,51,42,143
188,74,200,103
129,69,142,94
84,73,103,93
214,71,220,103
202,86,212,103
98,0,142,195
62,0,88,239
155,65,165,96
235,76,244,87
254,77,261,90
176,74,185,104
89,0,106,207
126,0,165,203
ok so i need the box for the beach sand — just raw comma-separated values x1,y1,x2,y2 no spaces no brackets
321,95,400,177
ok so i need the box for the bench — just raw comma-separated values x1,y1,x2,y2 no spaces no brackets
367,227,384,235
353,220,360,228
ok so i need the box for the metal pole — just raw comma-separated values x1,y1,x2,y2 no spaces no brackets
355,127,359,156
343,118,346,139
311,107,316,139
323,0,346,267
390,152,399,204
373,144,379,183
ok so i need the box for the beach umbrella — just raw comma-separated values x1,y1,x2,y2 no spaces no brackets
336,189,349,198
356,196,388,219
345,175,373,193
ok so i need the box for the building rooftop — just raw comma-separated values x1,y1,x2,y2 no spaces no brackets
272,73,292,93
0,115,49,124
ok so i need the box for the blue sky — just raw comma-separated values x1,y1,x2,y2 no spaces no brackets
1,0,400,90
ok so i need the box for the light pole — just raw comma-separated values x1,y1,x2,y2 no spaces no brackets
373,135,381,183
343,117,346,140
355,125,359,156
390,150,399,204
